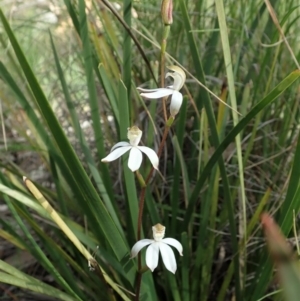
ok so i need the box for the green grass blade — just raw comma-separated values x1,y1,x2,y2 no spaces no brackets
78,0,113,188
172,136,190,205
123,0,132,106
181,232,190,301
2,194,82,300
0,271,78,301
49,33,123,234
250,131,300,300
215,1,247,291
171,98,188,235
178,0,241,298
49,153,69,216
0,8,135,284
185,70,300,225
118,79,138,240
0,61,49,152
98,64,119,124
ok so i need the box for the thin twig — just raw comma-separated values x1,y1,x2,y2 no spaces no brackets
99,0,159,86
264,0,300,70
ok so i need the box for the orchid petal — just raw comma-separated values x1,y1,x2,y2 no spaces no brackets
131,239,153,258
111,141,130,152
166,66,186,90
137,87,161,93
138,146,159,170
128,147,143,172
146,242,159,272
170,91,183,117
139,88,174,99
159,243,177,273
101,146,131,163
162,238,183,256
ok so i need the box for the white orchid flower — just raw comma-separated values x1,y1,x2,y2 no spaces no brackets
131,223,183,274
101,126,159,172
137,65,186,117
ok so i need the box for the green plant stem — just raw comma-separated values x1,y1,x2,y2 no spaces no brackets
123,0,131,109
135,185,147,301
136,171,146,188
135,116,174,300
215,0,247,292
160,25,171,121
137,117,173,241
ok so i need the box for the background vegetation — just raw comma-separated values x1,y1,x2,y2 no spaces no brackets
0,0,300,300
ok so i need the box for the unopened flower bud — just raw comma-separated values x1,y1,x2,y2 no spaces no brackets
161,0,173,25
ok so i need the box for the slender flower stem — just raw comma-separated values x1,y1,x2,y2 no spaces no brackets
134,261,142,301
136,171,146,188
160,25,171,122
136,121,172,239
135,116,174,300
137,188,147,242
